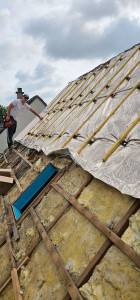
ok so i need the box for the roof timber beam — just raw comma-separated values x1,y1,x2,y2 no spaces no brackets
0,256,30,295
3,153,8,164
30,206,83,300
51,183,140,268
11,168,24,194
13,149,40,174
5,197,20,242
63,198,140,300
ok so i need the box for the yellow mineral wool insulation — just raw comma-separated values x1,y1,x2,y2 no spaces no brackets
77,178,135,228
79,210,140,300
80,245,140,300
12,215,40,262
19,241,67,300
0,244,11,286
49,207,107,281
57,163,91,196
33,153,51,171
49,156,71,170
121,209,140,255
36,162,91,227
35,188,68,228
0,283,15,300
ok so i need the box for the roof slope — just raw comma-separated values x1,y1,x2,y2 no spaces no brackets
0,144,139,299
16,43,140,198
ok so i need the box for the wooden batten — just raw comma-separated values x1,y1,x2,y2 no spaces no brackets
0,168,12,177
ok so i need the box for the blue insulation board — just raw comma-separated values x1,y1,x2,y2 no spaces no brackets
13,164,58,219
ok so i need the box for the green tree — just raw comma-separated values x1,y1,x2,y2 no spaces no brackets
0,105,7,116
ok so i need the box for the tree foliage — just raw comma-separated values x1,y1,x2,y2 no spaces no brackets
0,105,7,116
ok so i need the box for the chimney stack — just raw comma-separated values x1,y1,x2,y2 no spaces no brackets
16,88,24,99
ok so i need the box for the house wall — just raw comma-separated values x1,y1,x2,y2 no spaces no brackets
0,98,46,153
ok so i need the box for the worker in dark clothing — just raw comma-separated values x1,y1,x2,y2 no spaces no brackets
6,93,43,149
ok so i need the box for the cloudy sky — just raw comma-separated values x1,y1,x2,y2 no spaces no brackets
0,0,140,107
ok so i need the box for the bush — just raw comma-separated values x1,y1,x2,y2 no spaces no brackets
0,105,7,116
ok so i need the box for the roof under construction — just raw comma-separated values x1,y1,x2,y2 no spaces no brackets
0,43,139,300
16,43,140,199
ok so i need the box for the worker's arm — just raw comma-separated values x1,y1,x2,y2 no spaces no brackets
6,103,14,121
30,108,43,120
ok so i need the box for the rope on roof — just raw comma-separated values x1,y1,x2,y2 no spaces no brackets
102,114,140,162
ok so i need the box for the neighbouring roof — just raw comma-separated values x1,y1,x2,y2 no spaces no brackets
16,43,140,198
27,95,47,107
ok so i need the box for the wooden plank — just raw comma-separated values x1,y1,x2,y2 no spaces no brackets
51,183,140,268
30,207,83,300
11,168,23,193
5,197,20,242
1,196,22,300
3,153,8,164
11,268,23,300
13,149,40,174
0,168,12,177
0,175,13,184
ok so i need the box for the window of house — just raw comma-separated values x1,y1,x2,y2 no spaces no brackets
13,163,58,219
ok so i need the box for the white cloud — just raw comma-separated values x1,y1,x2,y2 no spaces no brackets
0,0,139,108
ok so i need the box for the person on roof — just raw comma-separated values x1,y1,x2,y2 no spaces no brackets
6,93,43,149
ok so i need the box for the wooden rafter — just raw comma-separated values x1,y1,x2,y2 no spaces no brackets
5,197,20,242
13,149,40,173
30,206,83,300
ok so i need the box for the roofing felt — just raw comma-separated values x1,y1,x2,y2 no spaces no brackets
15,43,140,198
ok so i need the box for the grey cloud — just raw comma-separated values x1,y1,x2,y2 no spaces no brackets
70,0,119,20
118,0,140,7
25,15,140,60
15,62,63,100
15,63,54,82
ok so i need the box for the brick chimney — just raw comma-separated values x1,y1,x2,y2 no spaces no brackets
16,88,24,99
